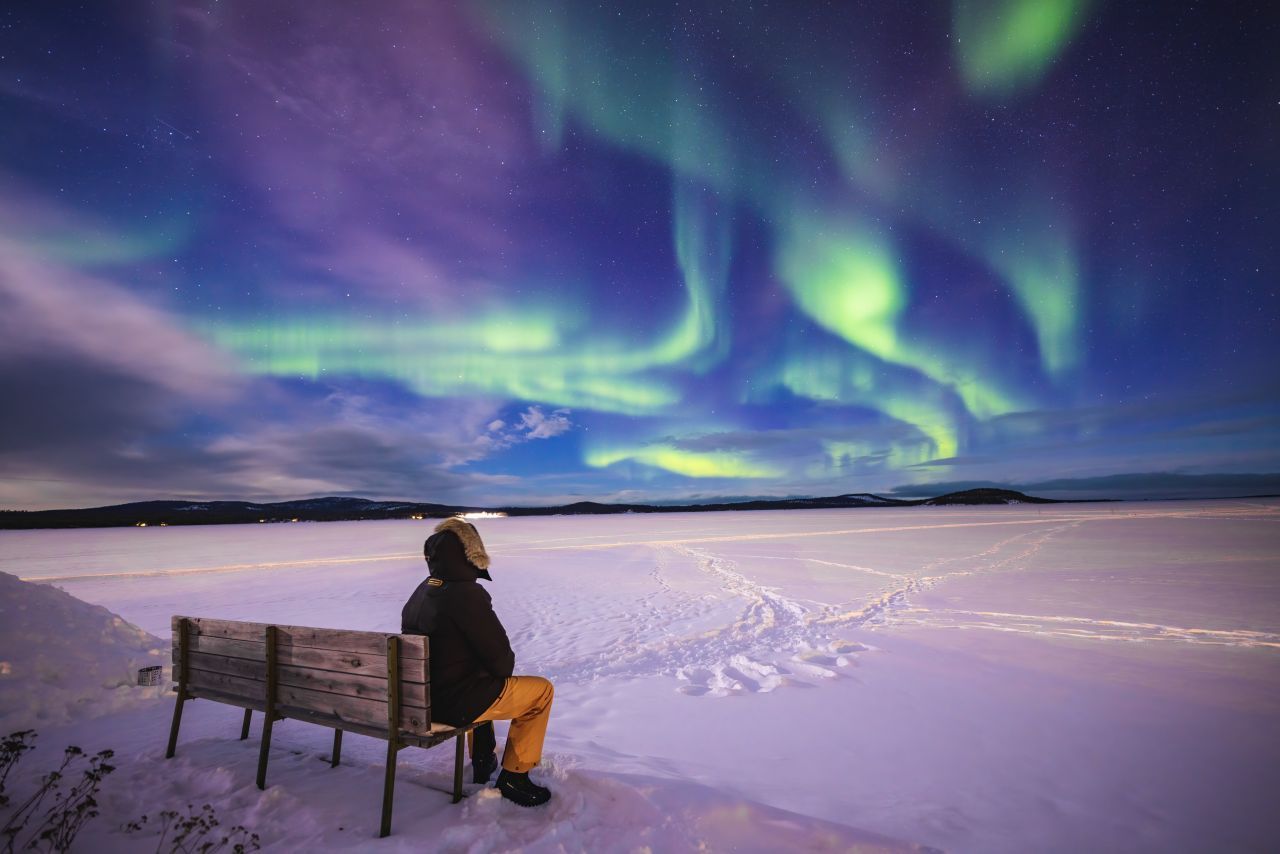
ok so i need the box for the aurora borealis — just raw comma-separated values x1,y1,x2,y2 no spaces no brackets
1,1,1276,509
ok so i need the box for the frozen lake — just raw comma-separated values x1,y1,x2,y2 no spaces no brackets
4,500,1279,851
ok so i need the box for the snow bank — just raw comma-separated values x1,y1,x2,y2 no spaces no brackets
1,570,925,852
87,724,926,853
0,570,167,732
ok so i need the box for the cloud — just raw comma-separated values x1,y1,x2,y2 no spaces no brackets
0,247,238,399
0,220,244,507
0,192,567,510
474,406,573,455
0,368,524,509
194,397,515,501
517,406,572,440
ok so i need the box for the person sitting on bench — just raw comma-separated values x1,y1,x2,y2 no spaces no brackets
401,517,555,807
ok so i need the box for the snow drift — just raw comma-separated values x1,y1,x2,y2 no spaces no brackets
0,570,167,732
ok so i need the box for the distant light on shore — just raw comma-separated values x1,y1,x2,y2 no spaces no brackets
461,511,507,520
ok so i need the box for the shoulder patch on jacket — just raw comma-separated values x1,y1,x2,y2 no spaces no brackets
427,577,445,587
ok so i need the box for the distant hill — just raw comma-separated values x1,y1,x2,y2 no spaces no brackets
0,488,1063,530
0,498,468,529
921,488,1057,506
497,493,913,516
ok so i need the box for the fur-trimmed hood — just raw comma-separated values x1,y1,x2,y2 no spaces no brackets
434,517,490,570
424,517,492,581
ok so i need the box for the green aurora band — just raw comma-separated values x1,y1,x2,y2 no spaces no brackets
755,338,965,463
953,0,1093,98
208,176,731,417
773,211,1030,422
206,0,1096,481
474,0,1083,395
584,444,781,479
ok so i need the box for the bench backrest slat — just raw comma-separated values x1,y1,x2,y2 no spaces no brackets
172,615,432,736
171,651,431,708
176,615,427,658
172,636,427,682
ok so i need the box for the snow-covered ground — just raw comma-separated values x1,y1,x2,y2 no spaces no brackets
2,500,1278,851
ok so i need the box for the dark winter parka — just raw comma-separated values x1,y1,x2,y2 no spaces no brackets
401,519,514,726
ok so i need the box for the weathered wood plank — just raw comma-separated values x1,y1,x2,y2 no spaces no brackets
278,665,428,708
175,658,429,708
175,687,462,747
183,651,265,681
173,615,264,642
180,667,429,733
175,635,426,682
273,644,427,683
275,705,471,747
404,723,472,749
182,668,263,701
185,685,267,713
276,682,430,735
173,616,426,659
276,705,391,741
181,634,263,661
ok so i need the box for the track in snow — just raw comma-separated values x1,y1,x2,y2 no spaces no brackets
536,522,1084,697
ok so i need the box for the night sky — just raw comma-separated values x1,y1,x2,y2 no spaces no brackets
1,1,1276,510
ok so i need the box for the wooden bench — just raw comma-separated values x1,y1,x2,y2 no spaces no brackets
165,615,476,837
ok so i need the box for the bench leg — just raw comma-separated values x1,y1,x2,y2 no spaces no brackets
164,693,186,759
331,730,343,768
452,733,465,803
256,715,274,790
240,709,252,740
379,742,398,838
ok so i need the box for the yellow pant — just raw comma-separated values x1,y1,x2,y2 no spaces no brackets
471,675,554,773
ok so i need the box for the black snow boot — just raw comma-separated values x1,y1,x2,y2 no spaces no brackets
496,769,552,807
473,752,498,785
